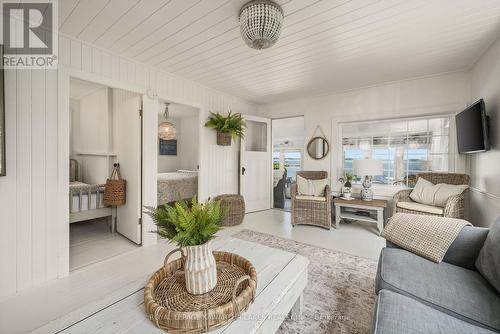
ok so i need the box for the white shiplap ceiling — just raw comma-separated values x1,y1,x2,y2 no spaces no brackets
59,0,500,104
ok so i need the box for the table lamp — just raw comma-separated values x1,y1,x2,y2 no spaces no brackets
353,159,383,201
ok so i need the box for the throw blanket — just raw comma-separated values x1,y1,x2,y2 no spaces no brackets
382,213,471,263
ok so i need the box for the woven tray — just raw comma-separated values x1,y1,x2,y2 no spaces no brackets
144,249,257,333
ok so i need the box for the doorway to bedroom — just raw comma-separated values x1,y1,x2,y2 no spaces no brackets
69,79,141,271
157,100,200,207
272,116,305,212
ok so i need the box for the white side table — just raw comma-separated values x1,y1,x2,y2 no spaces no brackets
333,198,387,233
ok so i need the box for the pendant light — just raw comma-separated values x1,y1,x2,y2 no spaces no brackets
158,103,176,140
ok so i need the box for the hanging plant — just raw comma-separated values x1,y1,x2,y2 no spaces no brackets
205,111,246,146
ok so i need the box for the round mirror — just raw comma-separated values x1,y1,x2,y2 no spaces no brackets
307,136,330,160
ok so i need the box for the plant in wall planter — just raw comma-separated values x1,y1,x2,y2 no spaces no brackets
144,196,223,295
205,111,246,146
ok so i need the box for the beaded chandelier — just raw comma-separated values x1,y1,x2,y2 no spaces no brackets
239,0,283,50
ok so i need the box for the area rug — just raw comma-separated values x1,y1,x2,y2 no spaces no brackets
234,229,378,334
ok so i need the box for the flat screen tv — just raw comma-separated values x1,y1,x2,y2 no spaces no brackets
456,99,490,154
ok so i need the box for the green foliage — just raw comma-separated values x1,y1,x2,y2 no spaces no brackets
144,196,223,247
344,172,354,182
204,111,247,139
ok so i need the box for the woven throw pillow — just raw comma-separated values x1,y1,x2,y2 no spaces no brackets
476,218,500,294
296,175,327,197
382,213,471,263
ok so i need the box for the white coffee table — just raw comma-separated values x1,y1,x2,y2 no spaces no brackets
59,237,309,334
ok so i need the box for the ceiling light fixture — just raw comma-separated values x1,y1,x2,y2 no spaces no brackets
239,0,283,50
158,103,176,140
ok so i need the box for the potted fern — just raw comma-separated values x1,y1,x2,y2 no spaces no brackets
205,111,246,146
144,196,223,295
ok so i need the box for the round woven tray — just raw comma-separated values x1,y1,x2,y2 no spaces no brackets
144,249,257,333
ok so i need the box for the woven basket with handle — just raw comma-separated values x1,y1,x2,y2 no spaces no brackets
144,250,257,333
103,163,126,206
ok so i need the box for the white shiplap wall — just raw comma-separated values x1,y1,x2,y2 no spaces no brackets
468,36,500,227
0,34,256,300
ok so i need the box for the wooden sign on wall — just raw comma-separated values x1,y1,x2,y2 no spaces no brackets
159,139,177,155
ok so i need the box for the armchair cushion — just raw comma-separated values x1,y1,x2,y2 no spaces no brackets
296,175,328,197
476,218,500,294
410,178,468,207
295,195,326,202
396,201,443,215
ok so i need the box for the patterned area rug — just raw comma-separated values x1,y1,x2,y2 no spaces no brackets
234,229,378,334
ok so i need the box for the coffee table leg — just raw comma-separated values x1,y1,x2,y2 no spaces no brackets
290,293,303,321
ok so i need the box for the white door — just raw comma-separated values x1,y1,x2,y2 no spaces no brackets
141,94,159,246
240,115,272,213
113,89,142,244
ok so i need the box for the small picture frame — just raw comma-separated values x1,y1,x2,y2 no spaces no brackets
159,139,177,156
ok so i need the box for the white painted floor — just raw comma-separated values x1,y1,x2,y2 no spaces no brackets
70,219,139,271
0,209,385,334
220,209,385,260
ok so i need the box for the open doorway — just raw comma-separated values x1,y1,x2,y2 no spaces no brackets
157,100,200,207
69,79,141,271
272,116,305,212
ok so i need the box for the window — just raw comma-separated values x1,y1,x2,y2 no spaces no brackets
341,116,451,186
273,149,302,180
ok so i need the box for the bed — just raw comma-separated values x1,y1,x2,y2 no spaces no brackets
69,159,115,230
157,171,198,205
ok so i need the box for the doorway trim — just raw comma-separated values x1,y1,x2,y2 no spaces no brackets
59,67,204,278
270,115,305,211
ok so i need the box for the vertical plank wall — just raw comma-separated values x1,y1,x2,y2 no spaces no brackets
0,34,256,300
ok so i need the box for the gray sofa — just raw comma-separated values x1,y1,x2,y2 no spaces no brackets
372,221,500,333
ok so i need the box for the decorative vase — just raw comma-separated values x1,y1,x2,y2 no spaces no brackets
216,131,232,146
184,240,217,295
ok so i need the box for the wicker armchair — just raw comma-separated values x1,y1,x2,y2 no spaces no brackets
393,173,470,219
291,171,331,229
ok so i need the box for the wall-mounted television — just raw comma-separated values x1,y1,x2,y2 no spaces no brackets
456,99,490,154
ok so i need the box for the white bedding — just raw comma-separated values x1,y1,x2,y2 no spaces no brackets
70,182,105,213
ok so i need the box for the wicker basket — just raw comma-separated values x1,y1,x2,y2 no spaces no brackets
216,131,232,146
214,194,245,226
103,163,126,206
144,250,257,333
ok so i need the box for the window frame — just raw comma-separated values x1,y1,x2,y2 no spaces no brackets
273,147,303,180
337,114,455,187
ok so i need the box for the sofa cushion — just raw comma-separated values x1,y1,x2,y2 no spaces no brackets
372,290,497,334
295,195,326,202
376,248,500,331
476,218,500,294
396,201,444,215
